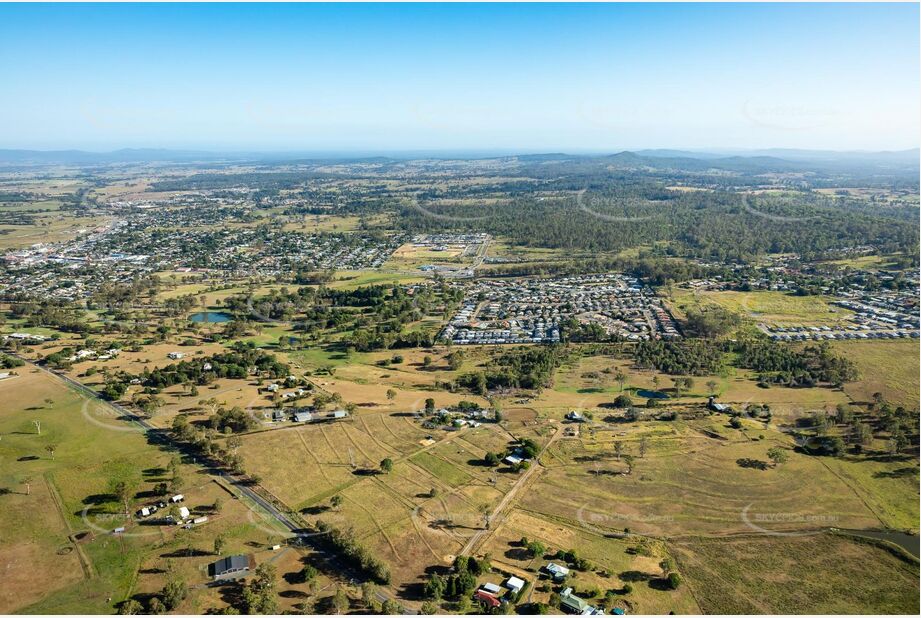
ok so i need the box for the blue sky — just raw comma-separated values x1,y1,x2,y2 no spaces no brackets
0,2,918,152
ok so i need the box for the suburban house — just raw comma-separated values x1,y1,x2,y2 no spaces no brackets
506,576,525,595
474,589,501,610
544,562,570,581
210,554,254,582
560,587,605,615
167,352,185,360
707,396,731,413
293,410,313,423
481,582,502,595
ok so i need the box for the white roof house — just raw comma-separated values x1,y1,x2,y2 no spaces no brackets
481,582,502,594
506,576,525,593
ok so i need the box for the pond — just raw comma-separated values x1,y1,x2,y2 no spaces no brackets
189,311,233,324
840,529,920,559
636,389,670,399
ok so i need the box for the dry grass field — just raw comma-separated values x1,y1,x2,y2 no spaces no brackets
671,289,853,326
538,354,851,420
0,365,308,614
671,533,919,614
523,420,884,538
832,339,920,407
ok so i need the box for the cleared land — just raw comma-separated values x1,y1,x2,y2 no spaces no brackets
671,533,919,614
672,289,852,326
832,339,920,407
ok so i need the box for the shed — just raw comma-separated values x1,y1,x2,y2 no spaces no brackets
481,582,502,594
506,576,525,593
545,562,570,580
210,554,253,581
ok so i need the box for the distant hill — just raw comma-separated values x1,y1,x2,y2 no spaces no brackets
0,147,916,177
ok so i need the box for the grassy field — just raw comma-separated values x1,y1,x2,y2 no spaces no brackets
822,253,903,271
0,366,308,614
0,368,164,613
832,339,920,407
537,354,851,420
325,270,426,290
0,213,112,251
671,289,852,326
671,533,919,614
524,419,886,538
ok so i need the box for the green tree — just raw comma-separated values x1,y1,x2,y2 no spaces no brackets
360,582,378,608
666,572,682,590
108,475,138,516
300,563,319,584
382,599,404,614
332,588,349,615
380,458,394,474
213,534,227,556
613,369,627,392
766,447,788,467
420,600,439,615
425,573,447,600
119,600,143,615
526,540,547,558
243,563,278,614
147,597,165,615
161,578,188,611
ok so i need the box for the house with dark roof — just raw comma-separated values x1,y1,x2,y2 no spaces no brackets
210,554,253,581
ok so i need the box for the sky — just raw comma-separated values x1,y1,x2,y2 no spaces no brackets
0,2,918,153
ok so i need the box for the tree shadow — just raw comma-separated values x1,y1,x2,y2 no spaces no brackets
618,570,652,583
874,467,918,479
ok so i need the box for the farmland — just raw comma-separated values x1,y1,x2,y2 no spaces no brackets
0,149,918,615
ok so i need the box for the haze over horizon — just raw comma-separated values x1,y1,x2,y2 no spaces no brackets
1,2,918,152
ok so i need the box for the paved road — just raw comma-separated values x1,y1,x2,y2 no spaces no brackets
13,355,414,612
